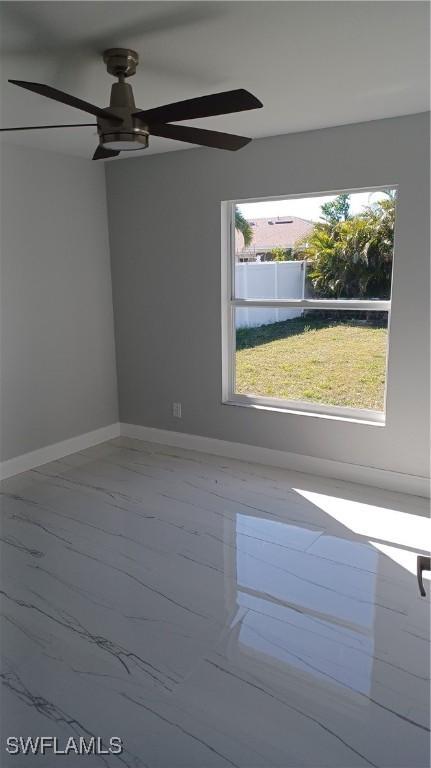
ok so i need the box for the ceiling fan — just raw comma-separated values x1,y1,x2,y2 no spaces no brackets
1,48,263,159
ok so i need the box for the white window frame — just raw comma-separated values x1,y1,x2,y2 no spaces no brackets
221,188,395,425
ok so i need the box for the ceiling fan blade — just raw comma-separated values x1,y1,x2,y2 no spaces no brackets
92,146,120,160
135,89,262,124
0,123,96,132
8,80,121,122
149,123,251,151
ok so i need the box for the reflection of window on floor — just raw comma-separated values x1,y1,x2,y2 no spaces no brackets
223,188,396,422
235,514,377,696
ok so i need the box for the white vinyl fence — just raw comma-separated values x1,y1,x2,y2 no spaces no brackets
235,260,306,329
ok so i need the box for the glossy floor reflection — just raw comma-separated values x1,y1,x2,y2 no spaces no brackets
1,438,430,767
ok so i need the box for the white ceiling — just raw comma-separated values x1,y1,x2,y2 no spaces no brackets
0,1,429,160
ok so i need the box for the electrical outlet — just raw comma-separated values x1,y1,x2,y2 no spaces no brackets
172,402,182,418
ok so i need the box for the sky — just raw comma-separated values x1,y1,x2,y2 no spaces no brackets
238,189,395,222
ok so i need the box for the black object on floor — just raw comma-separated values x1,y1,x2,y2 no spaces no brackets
417,555,431,596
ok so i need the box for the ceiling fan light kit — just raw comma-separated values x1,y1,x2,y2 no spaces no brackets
2,48,263,159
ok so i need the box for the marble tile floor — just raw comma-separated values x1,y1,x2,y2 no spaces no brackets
0,437,429,768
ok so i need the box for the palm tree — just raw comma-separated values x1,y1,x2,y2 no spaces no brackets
293,196,395,299
235,207,253,248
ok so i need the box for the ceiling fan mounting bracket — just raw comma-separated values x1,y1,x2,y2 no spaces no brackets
103,48,139,79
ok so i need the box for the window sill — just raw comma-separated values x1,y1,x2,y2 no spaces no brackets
223,397,386,426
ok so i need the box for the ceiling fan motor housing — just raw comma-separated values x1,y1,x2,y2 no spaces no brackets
98,78,149,151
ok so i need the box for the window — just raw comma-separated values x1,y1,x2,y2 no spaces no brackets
222,188,396,423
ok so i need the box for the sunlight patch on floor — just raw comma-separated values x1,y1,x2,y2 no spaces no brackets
293,488,430,579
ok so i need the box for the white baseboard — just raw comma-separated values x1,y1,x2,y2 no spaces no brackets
0,423,121,481
1,420,428,497
120,423,430,498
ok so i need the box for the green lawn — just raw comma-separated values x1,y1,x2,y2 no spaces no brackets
235,317,388,411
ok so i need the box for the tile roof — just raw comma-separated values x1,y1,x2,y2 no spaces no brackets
235,216,314,253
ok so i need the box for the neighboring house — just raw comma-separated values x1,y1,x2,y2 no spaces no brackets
235,216,314,261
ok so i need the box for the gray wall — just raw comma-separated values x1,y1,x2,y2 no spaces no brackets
0,144,118,461
106,113,430,479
